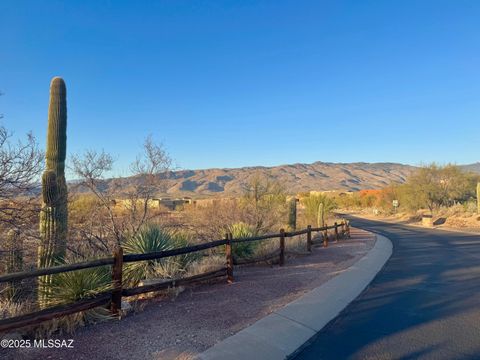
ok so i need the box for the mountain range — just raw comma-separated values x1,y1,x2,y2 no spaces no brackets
84,161,480,197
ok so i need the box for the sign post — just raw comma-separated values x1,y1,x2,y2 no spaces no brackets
392,199,399,213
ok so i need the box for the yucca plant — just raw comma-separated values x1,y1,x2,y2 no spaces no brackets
122,225,198,286
227,222,258,260
38,263,113,332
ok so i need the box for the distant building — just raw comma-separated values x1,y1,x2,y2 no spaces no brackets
153,197,193,210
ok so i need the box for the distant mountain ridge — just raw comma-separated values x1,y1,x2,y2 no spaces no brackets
78,161,480,197
95,161,419,197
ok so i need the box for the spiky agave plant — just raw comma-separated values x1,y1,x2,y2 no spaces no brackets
122,225,198,286
227,222,257,260
40,263,112,333
38,77,68,307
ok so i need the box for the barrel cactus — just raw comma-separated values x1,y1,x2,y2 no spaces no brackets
4,229,23,299
38,77,68,306
288,198,297,230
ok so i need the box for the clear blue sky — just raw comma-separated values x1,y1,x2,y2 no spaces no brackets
1,0,479,174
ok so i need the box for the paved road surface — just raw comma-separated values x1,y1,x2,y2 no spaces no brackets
295,217,480,360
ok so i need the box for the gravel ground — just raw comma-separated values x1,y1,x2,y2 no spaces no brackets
2,228,375,360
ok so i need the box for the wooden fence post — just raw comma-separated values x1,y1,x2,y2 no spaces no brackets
307,225,312,252
226,233,234,283
279,229,285,266
111,246,123,317
323,223,328,248
334,222,339,242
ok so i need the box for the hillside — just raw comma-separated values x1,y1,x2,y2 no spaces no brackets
97,161,417,197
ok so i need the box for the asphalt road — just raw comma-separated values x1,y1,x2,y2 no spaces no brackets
294,217,480,360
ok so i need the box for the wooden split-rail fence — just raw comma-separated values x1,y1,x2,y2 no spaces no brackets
0,221,350,333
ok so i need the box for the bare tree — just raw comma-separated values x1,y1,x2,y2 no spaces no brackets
70,150,122,249
241,173,287,233
124,135,172,233
70,136,172,251
0,124,43,231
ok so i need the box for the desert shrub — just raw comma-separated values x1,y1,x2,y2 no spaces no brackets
0,298,31,320
228,222,258,260
240,174,288,233
187,255,225,276
122,225,199,286
181,198,245,243
463,200,477,214
398,164,480,214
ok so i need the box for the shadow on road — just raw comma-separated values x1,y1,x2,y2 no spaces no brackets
295,216,480,359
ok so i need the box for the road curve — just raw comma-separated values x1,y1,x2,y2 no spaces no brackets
295,217,480,360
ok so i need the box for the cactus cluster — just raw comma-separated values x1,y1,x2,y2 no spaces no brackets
4,230,23,299
37,77,68,306
288,198,297,231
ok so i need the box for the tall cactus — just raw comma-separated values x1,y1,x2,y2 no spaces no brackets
38,77,68,306
288,198,297,230
5,230,23,300
317,202,325,227
477,182,480,214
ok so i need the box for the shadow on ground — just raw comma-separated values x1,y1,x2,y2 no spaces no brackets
295,216,480,359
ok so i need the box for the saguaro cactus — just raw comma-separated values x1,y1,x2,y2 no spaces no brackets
288,198,297,230
477,182,480,214
317,202,325,227
5,230,23,299
38,77,68,306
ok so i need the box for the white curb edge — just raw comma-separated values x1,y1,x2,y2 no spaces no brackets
197,234,393,360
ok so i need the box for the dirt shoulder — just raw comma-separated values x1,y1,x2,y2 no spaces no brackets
3,228,375,360
349,210,480,234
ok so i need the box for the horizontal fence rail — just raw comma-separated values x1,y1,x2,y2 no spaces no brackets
123,238,228,263
0,257,115,283
122,268,227,297
0,292,112,334
0,220,350,333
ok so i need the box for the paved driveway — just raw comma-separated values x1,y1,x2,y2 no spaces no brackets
295,217,480,360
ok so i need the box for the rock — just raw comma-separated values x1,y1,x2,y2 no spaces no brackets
120,300,133,315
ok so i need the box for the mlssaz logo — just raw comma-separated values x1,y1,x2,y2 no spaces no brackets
34,339,74,348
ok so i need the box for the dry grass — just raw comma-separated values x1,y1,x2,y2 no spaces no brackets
0,298,32,320
186,255,225,276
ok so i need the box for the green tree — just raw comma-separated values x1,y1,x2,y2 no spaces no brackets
401,164,479,214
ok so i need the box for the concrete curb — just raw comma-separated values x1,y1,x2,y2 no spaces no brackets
197,234,393,360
